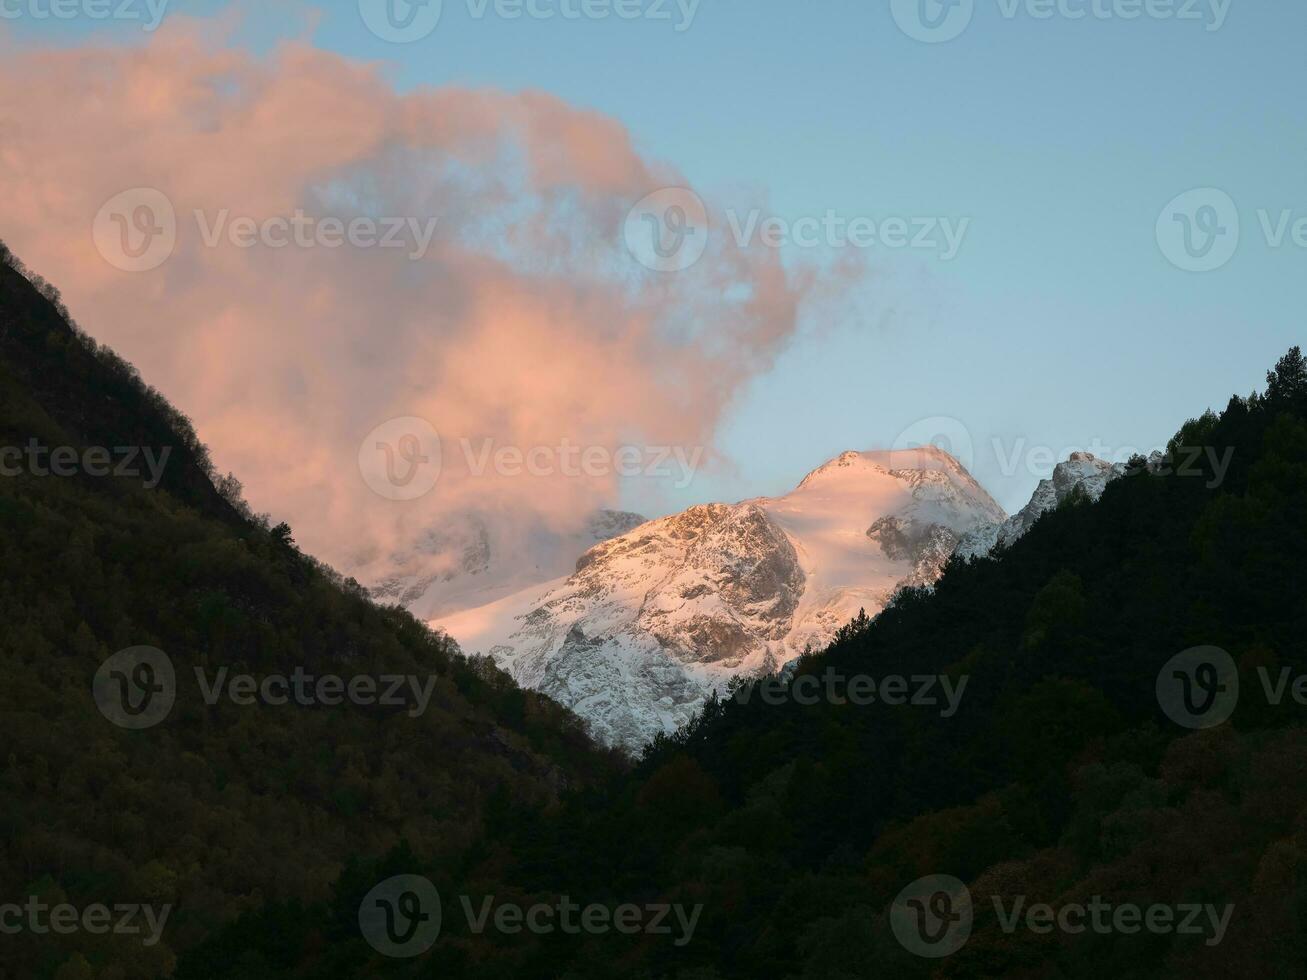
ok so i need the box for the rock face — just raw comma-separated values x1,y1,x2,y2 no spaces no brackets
956,451,1138,559
471,502,805,749
437,447,1006,751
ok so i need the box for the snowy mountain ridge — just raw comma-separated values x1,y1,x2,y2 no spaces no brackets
432,447,1142,751
437,446,1007,750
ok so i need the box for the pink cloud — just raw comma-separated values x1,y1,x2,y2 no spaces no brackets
0,19,854,589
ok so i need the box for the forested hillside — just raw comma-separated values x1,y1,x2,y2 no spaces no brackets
0,244,622,980
185,346,1307,979
4,243,1304,979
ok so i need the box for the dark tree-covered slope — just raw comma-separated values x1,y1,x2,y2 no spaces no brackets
0,244,623,980
5,242,1305,980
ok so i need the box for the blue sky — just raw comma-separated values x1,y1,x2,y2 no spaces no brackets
10,0,1305,513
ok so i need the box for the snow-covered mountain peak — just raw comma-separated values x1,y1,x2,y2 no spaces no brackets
774,447,1005,568
794,445,968,491
437,446,1008,751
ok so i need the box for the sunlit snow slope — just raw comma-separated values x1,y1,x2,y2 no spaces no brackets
438,447,1005,750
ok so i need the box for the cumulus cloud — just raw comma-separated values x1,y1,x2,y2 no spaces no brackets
0,18,854,596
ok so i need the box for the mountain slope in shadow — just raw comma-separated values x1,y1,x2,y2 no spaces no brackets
0,243,623,978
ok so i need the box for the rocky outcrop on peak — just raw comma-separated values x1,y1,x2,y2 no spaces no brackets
956,452,1130,559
